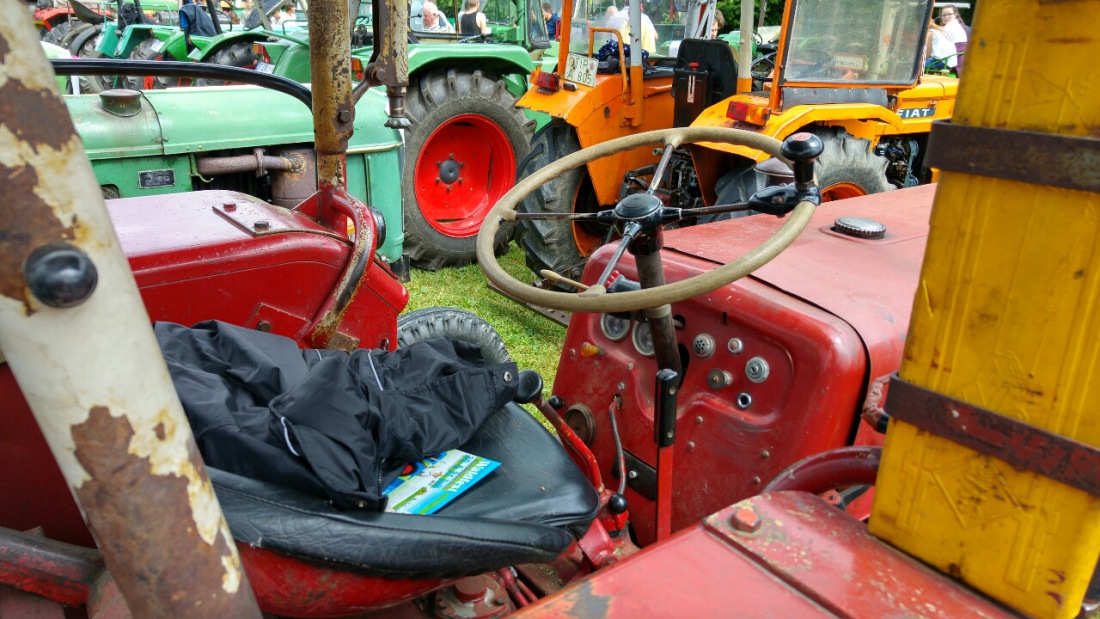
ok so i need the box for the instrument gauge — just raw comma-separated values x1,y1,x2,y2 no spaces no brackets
600,313,631,342
631,321,655,357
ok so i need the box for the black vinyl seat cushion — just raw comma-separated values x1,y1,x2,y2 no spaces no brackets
212,401,600,580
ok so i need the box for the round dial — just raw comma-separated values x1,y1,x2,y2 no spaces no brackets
631,321,655,357
600,313,631,342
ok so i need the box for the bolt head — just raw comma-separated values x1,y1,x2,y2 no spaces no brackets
731,507,761,532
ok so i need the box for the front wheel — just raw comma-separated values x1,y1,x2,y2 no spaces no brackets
810,127,893,201
402,68,533,270
396,307,511,364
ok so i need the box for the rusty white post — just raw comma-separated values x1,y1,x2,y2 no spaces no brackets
0,2,261,616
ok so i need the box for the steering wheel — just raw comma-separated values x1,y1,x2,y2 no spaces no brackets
750,52,776,81
475,127,822,314
795,47,836,78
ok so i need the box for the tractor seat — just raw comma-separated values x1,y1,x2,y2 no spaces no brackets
210,400,600,580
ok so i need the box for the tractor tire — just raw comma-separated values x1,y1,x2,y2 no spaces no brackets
67,24,110,93
42,21,71,46
513,121,606,284
402,68,533,270
124,37,177,90
396,307,512,365
193,42,257,87
810,127,893,201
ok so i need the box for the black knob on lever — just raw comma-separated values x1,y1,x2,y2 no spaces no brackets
780,132,825,188
514,370,544,405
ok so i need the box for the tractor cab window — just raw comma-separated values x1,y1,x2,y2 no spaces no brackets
567,0,689,57
782,0,931,85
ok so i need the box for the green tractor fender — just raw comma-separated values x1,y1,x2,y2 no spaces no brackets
195,29,308,64
113,24,174,59
405,43,534,98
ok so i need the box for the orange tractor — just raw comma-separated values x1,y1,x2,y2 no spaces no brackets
515,0,957,284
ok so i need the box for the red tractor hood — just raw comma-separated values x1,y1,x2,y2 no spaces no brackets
663,184,934,382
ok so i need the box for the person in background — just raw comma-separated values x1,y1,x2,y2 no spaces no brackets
179,0,216,49
457,0,490,35
542,2,560,40
283,2,296,22
937,6,967,74
422,0,455,32
925,17,955,73
709,9,723,38
616,0,657,54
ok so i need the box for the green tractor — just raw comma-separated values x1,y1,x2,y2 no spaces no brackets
59,75,407,268
250,0,553,269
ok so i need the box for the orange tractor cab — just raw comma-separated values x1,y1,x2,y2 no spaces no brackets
2,0,1099,618
515,0,957,285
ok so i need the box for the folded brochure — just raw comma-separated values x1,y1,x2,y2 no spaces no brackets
383,449,500,515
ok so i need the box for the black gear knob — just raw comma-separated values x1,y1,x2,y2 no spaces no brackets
513,369,544,404
780,132,824,187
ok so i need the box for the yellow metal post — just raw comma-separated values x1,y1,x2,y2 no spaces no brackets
869,2,1100,618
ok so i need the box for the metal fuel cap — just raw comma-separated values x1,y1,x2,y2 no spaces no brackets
833,216,887,239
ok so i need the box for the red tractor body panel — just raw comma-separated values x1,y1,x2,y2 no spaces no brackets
0,190,407,550
516,492,1019,618
552,186,933,545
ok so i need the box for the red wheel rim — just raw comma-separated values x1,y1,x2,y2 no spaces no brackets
414,113,516,238
821,181,867,202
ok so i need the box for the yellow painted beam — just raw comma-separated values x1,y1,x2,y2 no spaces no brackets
869,2,1100,618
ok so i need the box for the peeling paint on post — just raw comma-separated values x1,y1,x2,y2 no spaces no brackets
308,0,352,198
0,2,261,616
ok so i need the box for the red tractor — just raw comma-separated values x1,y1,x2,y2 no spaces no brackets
1,0,1096,618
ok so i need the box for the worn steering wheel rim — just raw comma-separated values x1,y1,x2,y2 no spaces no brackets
475,127,818,314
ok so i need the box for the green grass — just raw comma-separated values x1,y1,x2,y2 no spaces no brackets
400,242,566,389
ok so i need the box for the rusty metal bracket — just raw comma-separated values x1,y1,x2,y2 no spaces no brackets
885,375,1100,496
925,120,1100,194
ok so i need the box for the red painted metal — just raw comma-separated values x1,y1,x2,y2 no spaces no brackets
763,446,882,494
654,446,673,540
549,185,931,545
414,114,517,238
238,544,445,617
517,492,1019,618
0,528,103,606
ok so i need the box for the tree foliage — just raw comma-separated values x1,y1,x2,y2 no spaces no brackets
715,0,782,34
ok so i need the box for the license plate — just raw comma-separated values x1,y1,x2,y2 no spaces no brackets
94,34,103,47
115,41,125,55
151,39,165,53
187,47,203,60
256,61,275,74
563,53,598,88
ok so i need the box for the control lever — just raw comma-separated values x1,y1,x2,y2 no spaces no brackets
514,370,605,491
747,132,825,216
654,368,679,541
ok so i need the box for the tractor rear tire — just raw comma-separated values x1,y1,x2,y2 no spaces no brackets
810,127,893,200
42,21,71,46
513,121,606,285
402,68,533,271
125,37,177,90
396,307,512,365
193,42,257,86
67,24,109,93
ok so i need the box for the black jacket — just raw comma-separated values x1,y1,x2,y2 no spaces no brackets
155,321,518,510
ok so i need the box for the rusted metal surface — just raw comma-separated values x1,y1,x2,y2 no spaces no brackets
699,493,1020,618
308,0,353,195
926,120,1100,194
762,446,881,494
886,375,1100,497
73,408,257,616
362,0,409,125
0,9,259,616
195,150,299,177
0,527,103,606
